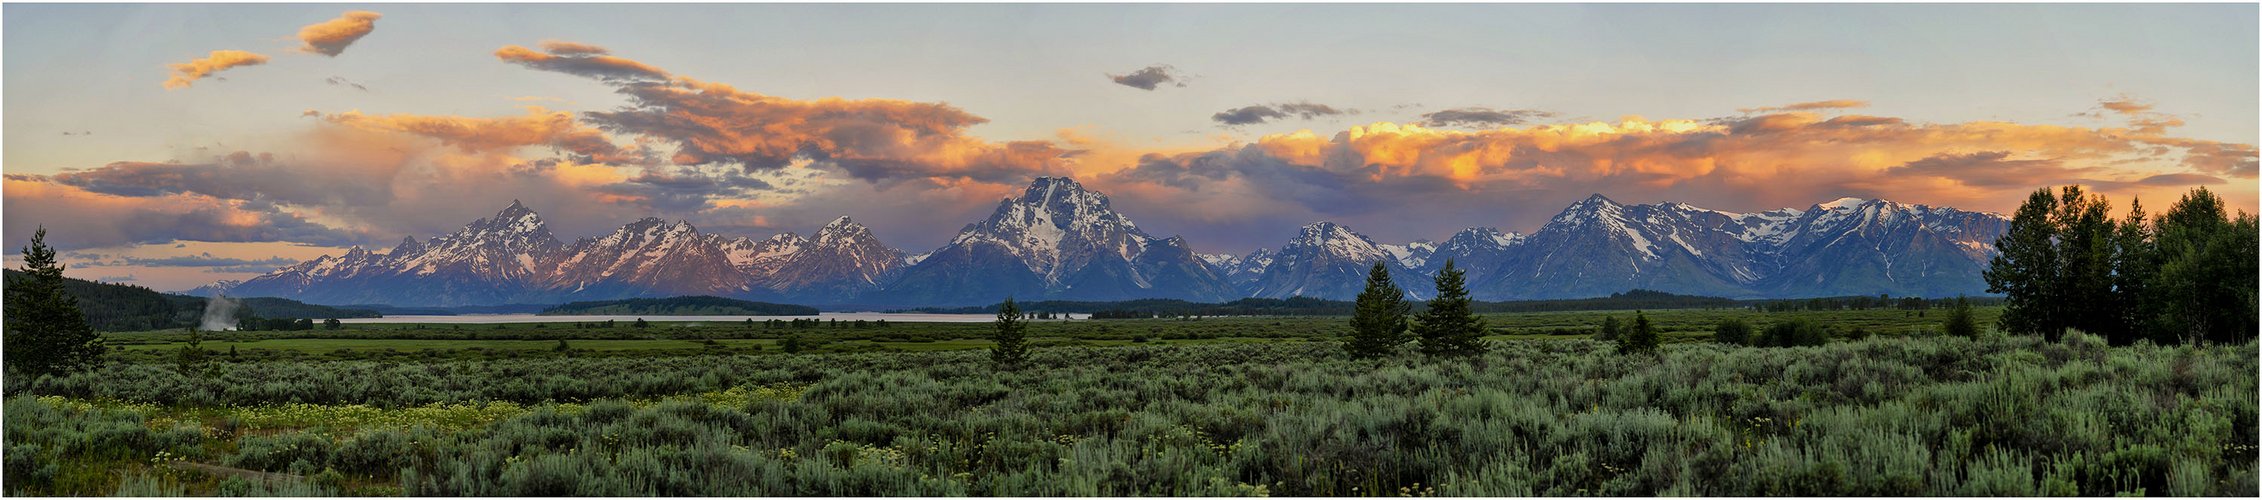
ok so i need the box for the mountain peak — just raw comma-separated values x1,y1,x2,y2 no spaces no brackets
1819,197,1872,210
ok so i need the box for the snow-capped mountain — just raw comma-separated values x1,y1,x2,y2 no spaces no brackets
874,176,1234,306
209,178,2009,307
228,201,567,305
744,217,908,302
1467,194,2007,300
224,202,910,307
545,218,744,300
1246,222,1432,300
1214,248,1274,291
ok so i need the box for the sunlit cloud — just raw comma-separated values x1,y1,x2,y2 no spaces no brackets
296,11,382,57
495,41,669,82
162,50,269,89
1737,99,1870,114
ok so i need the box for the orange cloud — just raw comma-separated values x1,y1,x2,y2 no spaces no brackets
1738,99,1870,114
317,107,640,164
497,43,1075,186
297,11,382,56
1107,110,2255,236
495,42,669,81
162,50,269,89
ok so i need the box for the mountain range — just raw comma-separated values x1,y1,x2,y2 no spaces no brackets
201,177,2009,307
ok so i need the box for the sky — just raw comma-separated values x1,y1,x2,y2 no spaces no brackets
3,3,2257,291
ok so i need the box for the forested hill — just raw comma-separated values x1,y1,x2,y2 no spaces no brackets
907,290,1745,317
537,296,820,316
2,270,380,331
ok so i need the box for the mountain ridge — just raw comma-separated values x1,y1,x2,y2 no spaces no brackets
207,179,2011,307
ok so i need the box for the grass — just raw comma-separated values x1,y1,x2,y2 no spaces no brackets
11,305,2248,497
99,307,2002,359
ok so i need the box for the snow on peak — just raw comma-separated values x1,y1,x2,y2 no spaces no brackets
1819,197,1872,210
1292,222,1389,262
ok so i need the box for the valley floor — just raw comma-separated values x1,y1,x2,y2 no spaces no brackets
4,308,2255,496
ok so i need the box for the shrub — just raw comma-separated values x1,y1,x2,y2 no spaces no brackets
1714,319,1753,345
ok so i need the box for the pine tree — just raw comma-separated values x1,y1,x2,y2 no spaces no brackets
1617,311,1660,355
1412,260,1487,357
991,298,1029,367
1987,188,2065,339
3,227,105,377
1596,316,1622,342
1943,296,1979,338
1344,261,1410,359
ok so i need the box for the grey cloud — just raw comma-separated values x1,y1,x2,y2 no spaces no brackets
1107,65,1186,90
1419,107,1554,128
1211,102,1353,126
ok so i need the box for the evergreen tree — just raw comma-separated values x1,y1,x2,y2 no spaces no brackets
991,298,1029,367
1618,311,1660,355
1712,319,1751,345
1343,261,1410,359
3,227,105,377
1596,316,1623,342
1987,188,2066,340
174,326,210,375
781,335,804,354
1943,296,1979,338
1412,260,1487,357
633,318,650,328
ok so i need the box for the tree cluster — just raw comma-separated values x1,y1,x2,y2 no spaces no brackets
1986,186,2258,345
1343,260,1489,359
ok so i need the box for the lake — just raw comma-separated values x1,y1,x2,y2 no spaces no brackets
338,312,1076,324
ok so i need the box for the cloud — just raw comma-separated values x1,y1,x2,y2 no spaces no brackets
1881,151,2101,188
297,11,382,57
497,43,1076,186
163,50,270,89
2096,96,2153,115
1419,107,1555,128
1107,65,1186,90
77,252,300,268
325,76,369,91
1098,111,2255,249
539,40,612,56
2,176,371,250
2077,94,2191,136
317,108,641,164
1737,99,1870,114
1212,102,1354,126
5,110,669,250
496,42,669,82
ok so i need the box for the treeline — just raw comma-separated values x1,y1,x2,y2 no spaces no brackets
1750,294,2004,312
1988,186,2258,345
537,296,818,316
919,297,1353,317
928,290,1747,318
0,269,377,331
1474,289,1740,312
